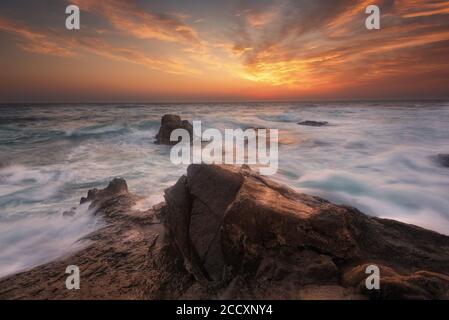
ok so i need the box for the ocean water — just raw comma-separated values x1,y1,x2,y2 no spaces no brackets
1,101,449,278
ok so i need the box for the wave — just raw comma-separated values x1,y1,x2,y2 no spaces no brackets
257,112,303,123
297,169,449,235
65,123,131,140
0,202,103,279
0,165,73,206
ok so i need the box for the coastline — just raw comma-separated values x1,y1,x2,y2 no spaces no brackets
1,164,448,300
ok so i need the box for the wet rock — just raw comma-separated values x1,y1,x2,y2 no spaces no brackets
0,178,171,300
162,164,449,299
432,154,449,168
298,120,329,127
155,114,193,145
80,178,129,208
62,207,77,217
343,264,449,299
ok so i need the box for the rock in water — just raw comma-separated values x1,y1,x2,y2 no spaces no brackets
155,114,193,145
80,178,128,205
298,120,329,127
432,154,449,168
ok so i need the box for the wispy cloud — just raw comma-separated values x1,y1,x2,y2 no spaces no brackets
78,36,199,75
236,7,279,28
397,0,449,18
0,0,448,100
0,17,198,75
72,0,203,48
229,0,449,89
0,18,77,58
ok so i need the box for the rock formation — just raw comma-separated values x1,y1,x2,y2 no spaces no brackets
155,114,193,145
0,178,162,299
0,165,448,300
298,121,329,127
432,154,449,168
162,164,449,299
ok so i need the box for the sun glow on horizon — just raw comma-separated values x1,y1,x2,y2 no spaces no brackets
1,0,449,102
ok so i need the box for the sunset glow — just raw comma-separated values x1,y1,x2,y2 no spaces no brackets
1,0,449,102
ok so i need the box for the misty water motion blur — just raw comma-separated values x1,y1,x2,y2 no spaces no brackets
0,101,449,278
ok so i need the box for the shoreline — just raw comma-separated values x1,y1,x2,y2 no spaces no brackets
1,164,448,300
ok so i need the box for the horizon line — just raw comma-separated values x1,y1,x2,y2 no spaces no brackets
1,97,448,105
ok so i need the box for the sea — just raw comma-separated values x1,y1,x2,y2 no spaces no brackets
1,101,449,278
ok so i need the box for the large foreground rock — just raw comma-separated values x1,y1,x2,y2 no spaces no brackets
1,165,448,299
162,164,449,299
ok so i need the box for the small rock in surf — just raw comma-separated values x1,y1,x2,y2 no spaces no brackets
297,120,329,127
155,114,193,145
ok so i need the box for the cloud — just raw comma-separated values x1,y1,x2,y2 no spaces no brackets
396,0,449,18
0,17,198,75
78,36,199,75
0,18,77,58
72,0,203,48
229,0,449,89
1,0,448,99
236,8,279,28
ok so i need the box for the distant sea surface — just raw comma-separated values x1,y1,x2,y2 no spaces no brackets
1,101,449,278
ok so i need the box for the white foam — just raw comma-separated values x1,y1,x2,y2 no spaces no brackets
0,202,103,279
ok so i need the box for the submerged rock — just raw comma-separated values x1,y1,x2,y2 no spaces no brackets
298,120,329,127
155,114,193,145
62,207,77,217
1,165,448,300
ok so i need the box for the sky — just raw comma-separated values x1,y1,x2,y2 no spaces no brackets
0,0,448,102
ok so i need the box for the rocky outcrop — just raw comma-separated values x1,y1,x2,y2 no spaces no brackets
0,179,184,299
155,114,193,145
161,164,449,299
1,165,448,300
298,120,329,127
80,178,129,205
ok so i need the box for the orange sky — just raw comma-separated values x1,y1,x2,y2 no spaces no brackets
0,0,449,102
